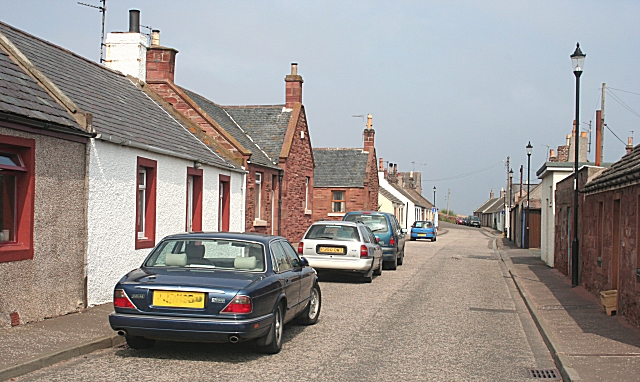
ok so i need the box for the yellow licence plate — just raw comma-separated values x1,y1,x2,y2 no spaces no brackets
418,233,426,237
153,291,205,309
319,247,344,254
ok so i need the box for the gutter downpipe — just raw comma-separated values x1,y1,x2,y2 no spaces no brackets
241,166,247,233
278,169,284,236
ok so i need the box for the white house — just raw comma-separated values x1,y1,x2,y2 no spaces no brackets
6,13,247,306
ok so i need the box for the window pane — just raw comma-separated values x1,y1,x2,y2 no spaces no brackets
271,242,292,272
0,174,16,242
332,191,345,201
0,153,20,167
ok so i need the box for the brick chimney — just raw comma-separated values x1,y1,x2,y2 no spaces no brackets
146,29,179,82
500,187,505,198
379,158,383,171
627,136,634,154
285,63,303,108
363,114,375,151
105,10,148,81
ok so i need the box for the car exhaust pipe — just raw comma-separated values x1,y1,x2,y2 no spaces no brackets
229,336,239,343
117,330,127,336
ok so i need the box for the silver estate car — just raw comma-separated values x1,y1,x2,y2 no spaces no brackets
297,221,383,283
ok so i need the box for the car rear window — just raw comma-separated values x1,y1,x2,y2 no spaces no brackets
344,214,389,233
145,239,265,272
306,225,359,241
415,221,433,228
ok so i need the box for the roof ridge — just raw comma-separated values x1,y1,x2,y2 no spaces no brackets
222,104,286,109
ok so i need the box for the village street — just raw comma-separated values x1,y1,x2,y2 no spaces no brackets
12,224,556,381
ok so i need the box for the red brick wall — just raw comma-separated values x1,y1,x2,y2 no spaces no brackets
280,108,314,244
245,166,281,235
582,183,640,328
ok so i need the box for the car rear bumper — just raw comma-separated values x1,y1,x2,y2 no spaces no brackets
109,312,273,343
306,257,373,272
411,232,435,239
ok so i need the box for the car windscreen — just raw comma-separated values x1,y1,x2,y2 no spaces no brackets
344,214,389,233
470,217,480,222
306,224,359,241
144,239,265,272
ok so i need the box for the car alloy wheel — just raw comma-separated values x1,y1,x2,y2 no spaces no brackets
257,304,284,354
297,285,321,325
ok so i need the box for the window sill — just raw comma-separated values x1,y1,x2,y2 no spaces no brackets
135,237,155,250
253,219,267,227
305,209,312,215
0,243,33,263
328,212,345,217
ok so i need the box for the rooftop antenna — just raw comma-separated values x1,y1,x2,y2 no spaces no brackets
352,115,365,127
540,144,551,161
78,0,107,63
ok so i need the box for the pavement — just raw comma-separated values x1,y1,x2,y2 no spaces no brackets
2,227,640,381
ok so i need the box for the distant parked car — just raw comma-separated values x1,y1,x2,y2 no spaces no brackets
298,220,383,283
455,217,464,225
109,232,321,354
469,216,481,228
463,217,470,226
342,211,406,270
410,220,436,241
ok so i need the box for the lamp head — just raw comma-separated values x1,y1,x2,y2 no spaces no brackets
526,141,533,156
571,43,586,73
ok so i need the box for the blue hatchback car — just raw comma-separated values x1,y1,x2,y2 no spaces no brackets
108,232,321,354
410,220,436,241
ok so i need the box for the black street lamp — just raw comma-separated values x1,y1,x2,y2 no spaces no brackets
526,142,533,249
571,43,585,287
433,186,436,208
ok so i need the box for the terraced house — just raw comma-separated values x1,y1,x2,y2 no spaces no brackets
129,24,315,243
0,17,245,324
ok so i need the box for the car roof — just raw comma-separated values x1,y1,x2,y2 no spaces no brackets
161,231,285,245
312,220,360,226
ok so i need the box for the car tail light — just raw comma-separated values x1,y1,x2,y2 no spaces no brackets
389,237,396,246
113,289,136,309
297,242,304,254
221,295,252,314
360,245,369,258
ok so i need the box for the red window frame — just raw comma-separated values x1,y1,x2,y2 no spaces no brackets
219,175,230,232
135,157,157,249
186,167,203,232
0,134,35,263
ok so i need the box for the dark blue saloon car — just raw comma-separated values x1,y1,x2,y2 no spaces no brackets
109,232,321,354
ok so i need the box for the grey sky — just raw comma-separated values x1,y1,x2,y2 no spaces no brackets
1,1,638,215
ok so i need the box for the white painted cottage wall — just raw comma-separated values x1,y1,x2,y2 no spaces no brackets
378,172,415,229
539,169,572,267
87,140,243,305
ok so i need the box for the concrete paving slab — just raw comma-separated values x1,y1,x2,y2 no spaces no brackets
0,303,122,381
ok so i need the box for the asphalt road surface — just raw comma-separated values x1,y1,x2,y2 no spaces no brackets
15,223,555,381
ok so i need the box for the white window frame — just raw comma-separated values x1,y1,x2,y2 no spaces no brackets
187,175,194,232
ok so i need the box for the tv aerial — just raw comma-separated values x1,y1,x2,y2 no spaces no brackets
78,0,107,63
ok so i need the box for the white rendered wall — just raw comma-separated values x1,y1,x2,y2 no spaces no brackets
539,170,572,267
378,172,415,229
87,140,243,305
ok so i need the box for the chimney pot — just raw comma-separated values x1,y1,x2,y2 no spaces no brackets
291,63,298,76
129,10,140,33
379,158,383,171
151,30,160,46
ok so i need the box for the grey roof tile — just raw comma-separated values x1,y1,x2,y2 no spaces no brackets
379,186,403,204
0,22,234,169
181,88,281,170
313,149,368,187
0,47,81,131
583,144,640,192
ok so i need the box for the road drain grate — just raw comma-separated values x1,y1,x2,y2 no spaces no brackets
528,368,560,379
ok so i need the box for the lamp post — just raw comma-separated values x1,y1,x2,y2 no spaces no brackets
526,142,533,249
433,186,436,208
571,43,585,287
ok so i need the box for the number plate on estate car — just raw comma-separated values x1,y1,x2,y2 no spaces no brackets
318,246,345,254
153,291,205,308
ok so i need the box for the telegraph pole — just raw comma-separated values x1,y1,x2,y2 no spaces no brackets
600,83,606,164
446,188,450,215
505,156,510,237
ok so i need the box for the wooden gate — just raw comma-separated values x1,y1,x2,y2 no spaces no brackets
529,209,541,248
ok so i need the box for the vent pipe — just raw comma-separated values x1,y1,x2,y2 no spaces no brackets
129,10,140,33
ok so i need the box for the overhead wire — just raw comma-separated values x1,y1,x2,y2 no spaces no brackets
421,161,503,182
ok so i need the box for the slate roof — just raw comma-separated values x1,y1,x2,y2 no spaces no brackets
388,182,424,207
404,188,433,209
0,45,83,133
583,144,640,193
313,148,369,187
486,197,506,214
0,22,235,169
379,186,403,204
181,88,285,170
474,197,499,213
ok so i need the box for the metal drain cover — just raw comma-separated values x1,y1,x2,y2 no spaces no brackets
528,368,560,379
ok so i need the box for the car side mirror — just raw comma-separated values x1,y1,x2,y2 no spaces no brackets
401,228,407,234
300,257,310,267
